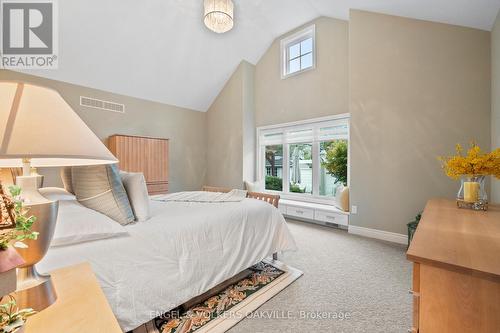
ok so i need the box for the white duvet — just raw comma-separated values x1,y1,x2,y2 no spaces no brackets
37,198,297,332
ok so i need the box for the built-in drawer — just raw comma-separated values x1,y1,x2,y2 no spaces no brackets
286,205,314,220
314,210,348,226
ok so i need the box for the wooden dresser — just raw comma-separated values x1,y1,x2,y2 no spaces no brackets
407,199,500,333
108,134,169,194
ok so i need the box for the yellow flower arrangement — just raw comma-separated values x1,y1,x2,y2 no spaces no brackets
440,143,500,180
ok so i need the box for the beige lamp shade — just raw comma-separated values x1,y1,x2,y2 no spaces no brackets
0,82,117,167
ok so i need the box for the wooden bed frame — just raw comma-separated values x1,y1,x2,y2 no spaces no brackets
202,185,280,261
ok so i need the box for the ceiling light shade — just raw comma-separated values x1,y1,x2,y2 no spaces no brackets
0,82,117,167
204,0,234,34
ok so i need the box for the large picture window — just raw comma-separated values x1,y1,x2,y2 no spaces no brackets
257,115,349,203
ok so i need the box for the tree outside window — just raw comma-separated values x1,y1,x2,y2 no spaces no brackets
265,145,283,191
321,140,348,191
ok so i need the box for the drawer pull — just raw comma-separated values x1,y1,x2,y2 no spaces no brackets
409,290,420,297
326,215,336,220
295,210,304,214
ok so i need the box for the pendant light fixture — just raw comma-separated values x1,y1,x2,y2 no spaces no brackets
204,0,234,34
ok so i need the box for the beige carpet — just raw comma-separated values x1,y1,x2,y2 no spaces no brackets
227,219,412,333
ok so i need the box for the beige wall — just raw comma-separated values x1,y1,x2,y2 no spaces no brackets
206,61,255,189
242,63,256,182
492,11,500,203
349,10,491,234
0,70,207,193
255,17,349,127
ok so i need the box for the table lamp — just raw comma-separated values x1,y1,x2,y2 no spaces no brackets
0,81,117,311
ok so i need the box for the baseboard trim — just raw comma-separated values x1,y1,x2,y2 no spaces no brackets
348,225,407,245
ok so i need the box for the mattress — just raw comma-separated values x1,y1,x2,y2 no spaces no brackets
37,198,297,331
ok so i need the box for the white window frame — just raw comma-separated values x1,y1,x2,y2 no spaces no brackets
256,113,350,205
280,24,316,79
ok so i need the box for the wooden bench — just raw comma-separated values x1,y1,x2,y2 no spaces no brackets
201,185,280,208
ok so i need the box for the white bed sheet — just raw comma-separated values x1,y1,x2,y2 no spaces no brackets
37,198,297,332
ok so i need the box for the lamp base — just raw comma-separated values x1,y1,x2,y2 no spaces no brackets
13,175,59,311
14,266,57,311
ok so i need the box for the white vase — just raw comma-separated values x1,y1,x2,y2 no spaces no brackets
456,175,488,210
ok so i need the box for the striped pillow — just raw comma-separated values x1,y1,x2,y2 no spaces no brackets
71,164,135,225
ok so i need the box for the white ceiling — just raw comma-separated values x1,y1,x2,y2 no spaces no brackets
21,0,500,112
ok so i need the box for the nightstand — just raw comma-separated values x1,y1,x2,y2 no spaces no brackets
24,263,122,333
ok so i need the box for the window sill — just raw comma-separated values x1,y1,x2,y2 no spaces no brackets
281,65,315,80
263,190,343,207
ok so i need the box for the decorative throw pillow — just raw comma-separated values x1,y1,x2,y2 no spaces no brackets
335,185,350,212
244,179,264,192
51,200,128,247
120,171,151,222
71,164,135,225
60,167,74,194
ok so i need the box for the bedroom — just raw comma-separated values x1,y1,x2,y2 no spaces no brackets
0,1,499,333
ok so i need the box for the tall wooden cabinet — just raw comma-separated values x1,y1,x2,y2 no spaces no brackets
108,134,169,195
407,199,500,333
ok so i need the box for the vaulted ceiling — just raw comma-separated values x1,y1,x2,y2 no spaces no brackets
21,0,500,111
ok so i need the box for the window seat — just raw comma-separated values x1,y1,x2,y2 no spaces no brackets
279,199,349,227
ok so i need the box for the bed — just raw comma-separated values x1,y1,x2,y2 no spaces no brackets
37,192,297,332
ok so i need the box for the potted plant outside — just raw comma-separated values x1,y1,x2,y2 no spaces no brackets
321,140,350,211
321,140,348,187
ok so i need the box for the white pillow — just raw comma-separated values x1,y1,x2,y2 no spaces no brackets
51,200,128,247
40,187,76,201
244,179,264,192
120,171,151,222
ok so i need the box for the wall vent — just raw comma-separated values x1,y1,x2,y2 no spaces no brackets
80,96,125,113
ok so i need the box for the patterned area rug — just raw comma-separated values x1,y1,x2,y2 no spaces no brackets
132,260,302,333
